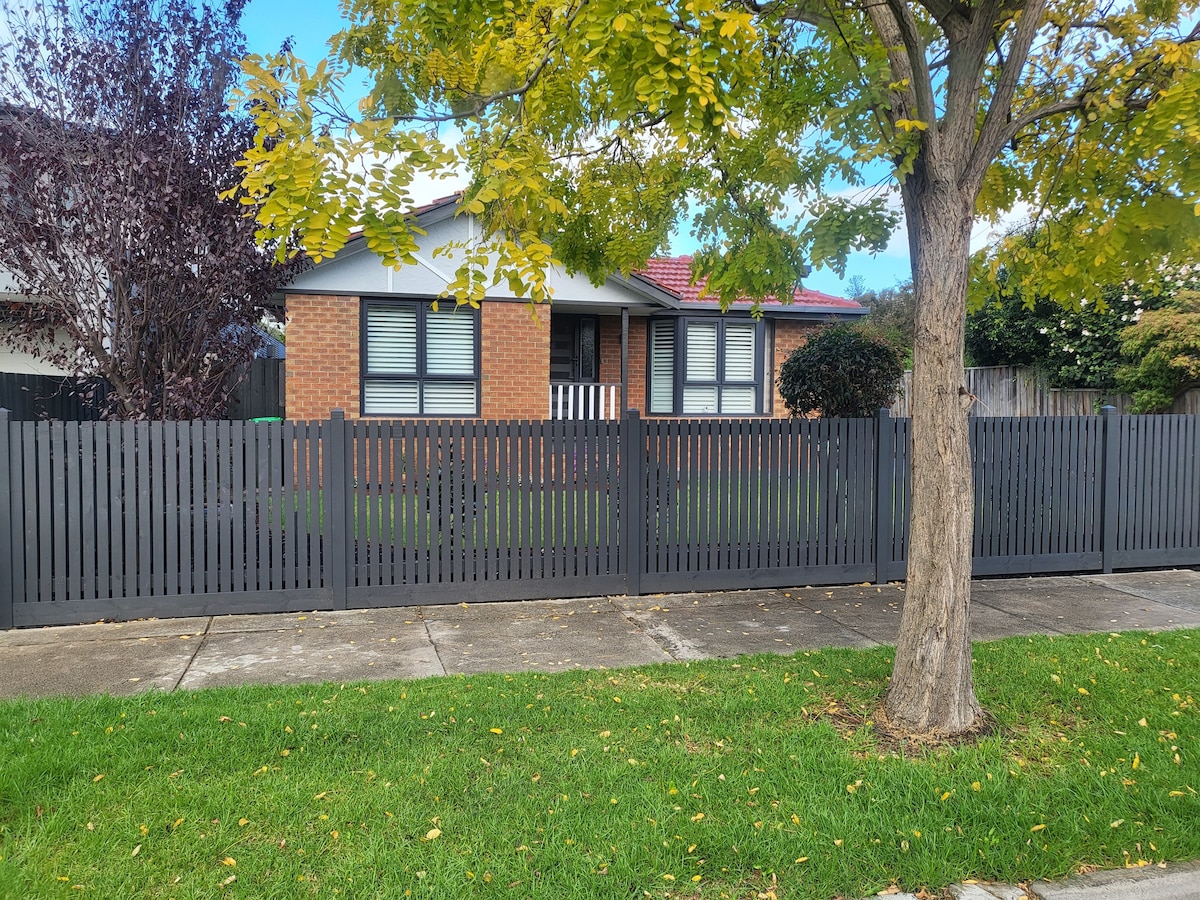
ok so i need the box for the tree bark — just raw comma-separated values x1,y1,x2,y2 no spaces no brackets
882,169,982,736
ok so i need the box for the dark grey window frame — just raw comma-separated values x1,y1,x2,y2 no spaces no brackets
360,297,481,417
646,315,767,416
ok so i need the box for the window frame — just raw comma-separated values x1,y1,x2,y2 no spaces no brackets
646,315,768,416
359,297,481,417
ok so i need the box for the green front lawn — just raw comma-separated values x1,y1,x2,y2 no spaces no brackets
1,631,1197,899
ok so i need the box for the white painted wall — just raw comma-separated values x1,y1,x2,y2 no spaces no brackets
0,325,73,374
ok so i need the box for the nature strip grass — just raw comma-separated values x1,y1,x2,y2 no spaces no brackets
0,630,1197,899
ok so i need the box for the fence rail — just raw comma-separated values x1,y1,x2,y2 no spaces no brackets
2,409,1198,628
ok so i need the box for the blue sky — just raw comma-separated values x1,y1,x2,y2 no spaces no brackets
240,0,915,297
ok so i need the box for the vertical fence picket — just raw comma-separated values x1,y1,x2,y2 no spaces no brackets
4,414,24,618
0,411,11,628
160,422,177,596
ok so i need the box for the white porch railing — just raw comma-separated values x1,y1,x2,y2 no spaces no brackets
549,382,621,420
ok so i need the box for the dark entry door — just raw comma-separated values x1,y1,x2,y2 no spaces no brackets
550,315,599,383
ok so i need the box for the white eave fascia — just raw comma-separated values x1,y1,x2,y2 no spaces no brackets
608,272,682,309
665,301,867,319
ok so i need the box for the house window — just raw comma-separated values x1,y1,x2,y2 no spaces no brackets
362,301,479,416
648,318,764,415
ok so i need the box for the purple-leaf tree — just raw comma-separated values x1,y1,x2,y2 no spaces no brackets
0,0,303,419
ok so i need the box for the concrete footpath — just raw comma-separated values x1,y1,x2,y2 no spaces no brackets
3,568,1200,899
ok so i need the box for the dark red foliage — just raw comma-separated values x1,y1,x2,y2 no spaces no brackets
0,0,305,419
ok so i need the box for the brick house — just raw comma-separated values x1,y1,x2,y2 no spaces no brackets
283,196,866,421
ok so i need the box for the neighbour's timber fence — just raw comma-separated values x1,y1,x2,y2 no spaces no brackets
890,366,1200,417
0,359,285,423
2,408,1199,628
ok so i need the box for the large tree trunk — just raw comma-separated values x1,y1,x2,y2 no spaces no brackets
882,172,982,737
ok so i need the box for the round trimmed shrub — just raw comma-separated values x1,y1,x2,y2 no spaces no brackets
777,324,903,418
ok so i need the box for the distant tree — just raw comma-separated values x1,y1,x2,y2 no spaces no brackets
966,267,1192,389
0,0,303,419
778,324,903,418
1116,291,1200,413
857,281,916,362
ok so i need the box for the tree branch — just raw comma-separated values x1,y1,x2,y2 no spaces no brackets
885,0,940,132
962,0,1047,192
399,0,589,125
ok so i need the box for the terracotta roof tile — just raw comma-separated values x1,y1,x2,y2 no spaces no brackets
636,255,861,309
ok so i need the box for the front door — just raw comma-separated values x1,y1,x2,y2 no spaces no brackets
550,314,599,383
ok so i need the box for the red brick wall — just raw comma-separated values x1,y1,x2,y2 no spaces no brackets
598,315,622,385
596,314,646,415
771,319,817,418
286,293,360,421
481,302,551,419
285,294,818,422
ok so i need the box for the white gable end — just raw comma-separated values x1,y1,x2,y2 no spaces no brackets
284,213,666,308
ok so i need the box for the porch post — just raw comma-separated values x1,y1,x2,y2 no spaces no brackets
620,307,629,415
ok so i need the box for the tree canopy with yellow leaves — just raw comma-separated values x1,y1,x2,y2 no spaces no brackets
235,0,1200,737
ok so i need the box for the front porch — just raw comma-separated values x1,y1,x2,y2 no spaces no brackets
548,311,630,420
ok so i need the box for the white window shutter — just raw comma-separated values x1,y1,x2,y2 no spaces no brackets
682,386,718,414
363,381,419,415
723,323,755,382
366,306,417,374
423,382,477,415
649,320,675,414
720,386,757,415
426,308,475,375
685,322,718,381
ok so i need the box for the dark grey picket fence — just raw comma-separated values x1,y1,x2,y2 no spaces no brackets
2,408,1198,628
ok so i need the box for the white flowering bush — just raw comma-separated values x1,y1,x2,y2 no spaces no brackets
965,263,1199,390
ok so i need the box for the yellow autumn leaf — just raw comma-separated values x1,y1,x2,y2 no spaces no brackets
1078,688,1090,695
1031,824,1046,832
426,828,442,840
331,830,339,840
490,728,503,735
941,791,951,801
1133,754,1140,769
795,857,809,863
238,818,249,827
972,781,982,791
1138,718,1148,727
131,844,141,857
222,857,237,867
280,749,290,757
691,812,705,822
1170,791,1186,797
92,774,105,783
